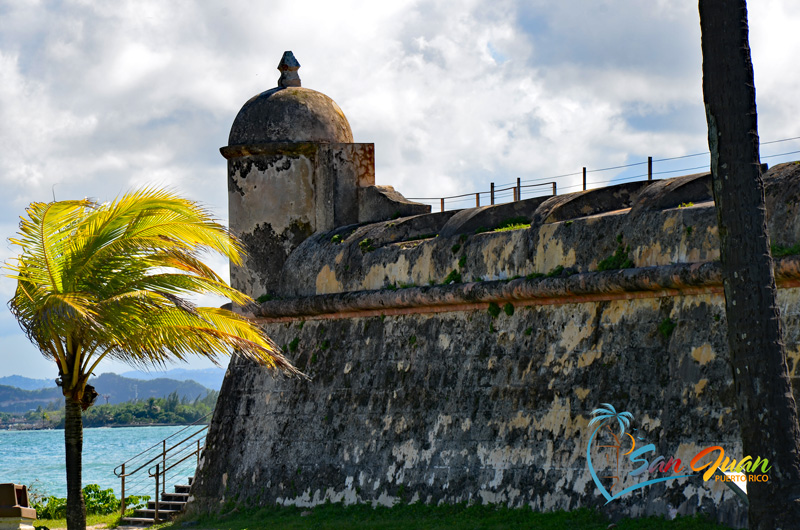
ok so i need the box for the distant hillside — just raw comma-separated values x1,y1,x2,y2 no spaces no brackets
121,367,226,390
0,375,55,391
91,373,210,404
0,373,211,413
0,384,62,413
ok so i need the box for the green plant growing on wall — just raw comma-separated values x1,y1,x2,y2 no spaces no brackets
658,318,677,339
386,283,398,291
546,265,565,278
503,302,514,316
409,335,417,347
527,272,545,280
487,302,501,318
678,202,694,208
331,234,343,244
771,243,800,258
597,234,634,271
451,244,461,254
320,340,330,350
493,216,531,232
256,293,272,303
288,337,300,352
494,223,530,232
525,327,533,336
685,225,693,236
359,238,375,253
459,234,468,243
442,270,462,284
403,233,437,242
496,216,530,229
458,255,467,268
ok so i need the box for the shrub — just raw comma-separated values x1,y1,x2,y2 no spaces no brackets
442,270,462,284
658,318,677,339
30,484,149,518
772,243,800,258
597,234,634,271
493,216,531,232
359,238,375,253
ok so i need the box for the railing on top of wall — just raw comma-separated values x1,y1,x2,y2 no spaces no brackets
406,135,800,213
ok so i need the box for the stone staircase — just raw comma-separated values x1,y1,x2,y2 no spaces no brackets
120,477,192,527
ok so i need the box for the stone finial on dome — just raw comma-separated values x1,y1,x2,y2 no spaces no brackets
278,51,301,88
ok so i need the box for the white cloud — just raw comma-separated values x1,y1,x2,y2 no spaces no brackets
0,0,798,376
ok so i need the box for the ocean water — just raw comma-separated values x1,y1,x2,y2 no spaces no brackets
0,425,201,499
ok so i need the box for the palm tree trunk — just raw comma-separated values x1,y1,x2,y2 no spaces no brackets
699,1,800,527
64,397,86,530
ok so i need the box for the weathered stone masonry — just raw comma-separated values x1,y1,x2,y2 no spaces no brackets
187,53,800,528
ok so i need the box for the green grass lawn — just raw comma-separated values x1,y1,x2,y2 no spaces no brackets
33,511,121,529
153,504,739,530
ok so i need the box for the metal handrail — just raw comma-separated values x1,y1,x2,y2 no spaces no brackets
113,413,211,477
116,419,209,517
118,424,208,478
150,448,201,478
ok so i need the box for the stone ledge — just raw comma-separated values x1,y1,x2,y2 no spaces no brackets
255,256,800,322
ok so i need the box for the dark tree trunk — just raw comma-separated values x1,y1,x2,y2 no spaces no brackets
699,1,800,528
64,397,86,530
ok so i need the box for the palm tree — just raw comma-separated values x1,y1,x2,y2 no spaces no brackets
589,403,632,436
587,404,633,501
699,2,800,527
5,189,300,530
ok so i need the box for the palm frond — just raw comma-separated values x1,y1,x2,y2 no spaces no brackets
588,404,634,436
4,188,301,398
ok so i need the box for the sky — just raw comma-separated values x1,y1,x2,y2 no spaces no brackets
1,0,799,380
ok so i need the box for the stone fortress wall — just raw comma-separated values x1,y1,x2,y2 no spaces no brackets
187,53,800,527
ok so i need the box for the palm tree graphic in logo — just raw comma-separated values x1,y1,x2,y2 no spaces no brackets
587,403,633,502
